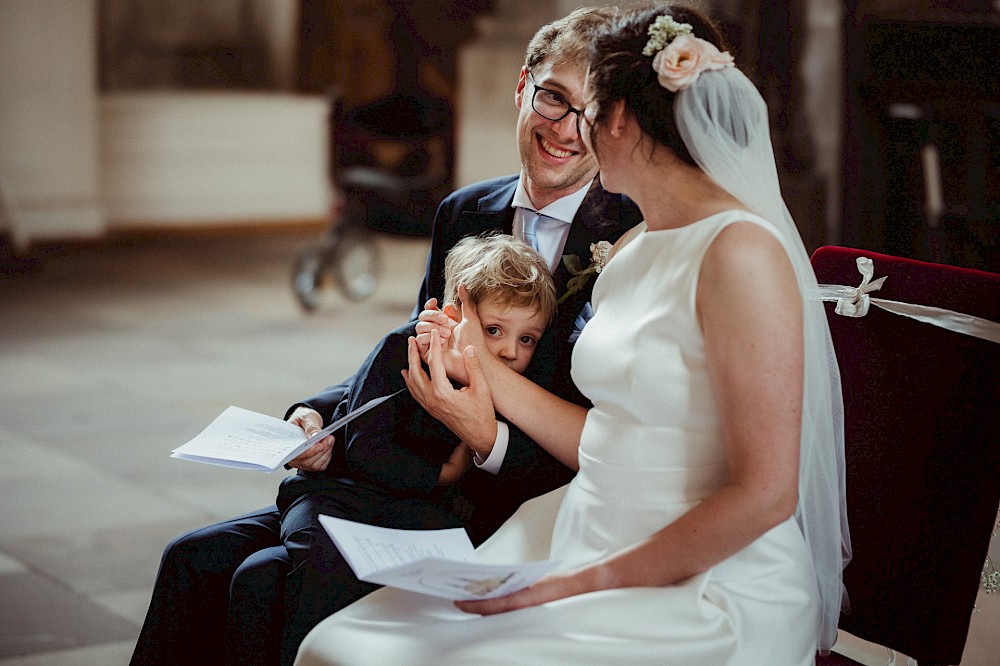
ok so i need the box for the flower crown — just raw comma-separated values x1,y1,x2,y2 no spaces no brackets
642,14,734,93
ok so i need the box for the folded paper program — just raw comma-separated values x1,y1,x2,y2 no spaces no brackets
815,256,1000,345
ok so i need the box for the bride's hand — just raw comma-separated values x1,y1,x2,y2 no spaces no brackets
453,569,598,616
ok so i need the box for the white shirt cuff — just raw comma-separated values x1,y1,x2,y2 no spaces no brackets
473,421,508,475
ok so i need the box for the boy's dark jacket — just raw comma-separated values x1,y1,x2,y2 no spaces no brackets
277,321,459,509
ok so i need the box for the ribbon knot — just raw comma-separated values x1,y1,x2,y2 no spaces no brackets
834,257,887,318
814,255,1000,345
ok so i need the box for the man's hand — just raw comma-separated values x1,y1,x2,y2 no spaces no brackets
285,406,334,472
402,330,498,457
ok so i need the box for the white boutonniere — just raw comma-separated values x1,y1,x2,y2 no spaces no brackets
558,241,612,305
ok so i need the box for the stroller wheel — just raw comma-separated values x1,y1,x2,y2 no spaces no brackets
334,230,380,301
292,246,333,312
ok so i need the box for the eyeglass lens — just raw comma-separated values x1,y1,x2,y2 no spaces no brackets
529,73,581,125
532,87,572,122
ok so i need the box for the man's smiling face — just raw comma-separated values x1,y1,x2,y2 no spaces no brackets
514,60,599,210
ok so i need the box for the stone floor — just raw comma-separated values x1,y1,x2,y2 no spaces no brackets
0,226,997,665
0,226,431,665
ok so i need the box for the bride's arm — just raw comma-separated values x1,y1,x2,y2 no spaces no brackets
457,222,803,614
470,331,587,471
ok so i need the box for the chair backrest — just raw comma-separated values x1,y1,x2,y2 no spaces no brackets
811,246,1000,666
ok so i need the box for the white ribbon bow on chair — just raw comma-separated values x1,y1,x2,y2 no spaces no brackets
814,256,1000,344
824,257,886,318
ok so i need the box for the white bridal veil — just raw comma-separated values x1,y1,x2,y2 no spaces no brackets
674,66,852,652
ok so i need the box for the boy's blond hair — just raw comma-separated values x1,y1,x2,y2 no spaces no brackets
443,233,557,326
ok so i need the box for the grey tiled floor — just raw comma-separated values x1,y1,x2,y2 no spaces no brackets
1,228,997,665
0,227,431,665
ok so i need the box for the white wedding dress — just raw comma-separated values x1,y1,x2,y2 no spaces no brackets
295,212,820,666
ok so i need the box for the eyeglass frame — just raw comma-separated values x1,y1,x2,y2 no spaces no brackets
527,72,584,130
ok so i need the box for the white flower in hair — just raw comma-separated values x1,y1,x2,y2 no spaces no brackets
641,15,693,55
643,15,735,92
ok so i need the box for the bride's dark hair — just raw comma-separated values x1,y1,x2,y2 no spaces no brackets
585,2,728,166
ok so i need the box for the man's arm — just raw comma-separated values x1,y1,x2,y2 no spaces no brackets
406,322,585,477
286,187,465,424
342,327,458,494
410,303,585,506
281,372,357,472
284,377,352,423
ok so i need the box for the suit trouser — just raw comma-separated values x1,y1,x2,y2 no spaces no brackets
131,485,461,666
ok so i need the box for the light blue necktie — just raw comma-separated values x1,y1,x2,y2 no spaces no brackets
521,209,541,251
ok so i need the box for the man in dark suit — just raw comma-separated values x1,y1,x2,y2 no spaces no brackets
131,7,641,666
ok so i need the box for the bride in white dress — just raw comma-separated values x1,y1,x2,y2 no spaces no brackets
295,4,850,664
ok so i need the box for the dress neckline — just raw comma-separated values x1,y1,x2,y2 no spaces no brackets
640,209,763,236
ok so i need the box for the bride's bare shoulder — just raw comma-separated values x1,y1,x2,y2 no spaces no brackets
702,220,795,295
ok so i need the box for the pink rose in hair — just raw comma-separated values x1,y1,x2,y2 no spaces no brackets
651,35,734,92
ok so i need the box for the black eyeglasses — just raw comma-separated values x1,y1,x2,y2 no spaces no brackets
528,73,583,128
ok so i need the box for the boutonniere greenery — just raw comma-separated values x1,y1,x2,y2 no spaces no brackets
558,241,613,304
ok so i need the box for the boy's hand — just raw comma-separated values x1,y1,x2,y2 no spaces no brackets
285,406,334,472
415,297,468,383
437,443,473,485
415,297,456,349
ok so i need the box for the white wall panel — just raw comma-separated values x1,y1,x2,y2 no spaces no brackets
100,92,331,225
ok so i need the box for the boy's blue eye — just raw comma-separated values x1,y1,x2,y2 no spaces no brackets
485,325,501,336
520,335,537,346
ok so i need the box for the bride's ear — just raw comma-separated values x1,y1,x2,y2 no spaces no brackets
608,100,628,137
442,302,462,323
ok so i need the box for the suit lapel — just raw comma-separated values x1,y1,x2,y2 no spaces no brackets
562,179,624,262
455,179,518,238
550,179,629,339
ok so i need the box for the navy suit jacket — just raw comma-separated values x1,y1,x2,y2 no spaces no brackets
285,174,641,543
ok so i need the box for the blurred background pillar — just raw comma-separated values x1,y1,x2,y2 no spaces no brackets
0,0,107,252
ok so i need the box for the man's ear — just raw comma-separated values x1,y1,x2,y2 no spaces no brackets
442,302,462,323
515,67,529,109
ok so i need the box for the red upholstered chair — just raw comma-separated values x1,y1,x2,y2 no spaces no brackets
811,246,1000,666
